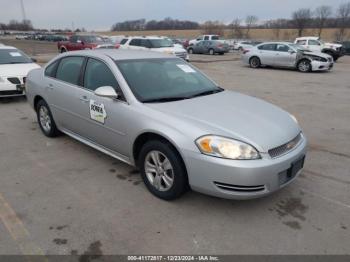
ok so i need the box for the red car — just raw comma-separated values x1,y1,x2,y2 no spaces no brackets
57,35,117,53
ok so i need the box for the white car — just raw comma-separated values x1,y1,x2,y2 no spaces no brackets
294,37,344,61
242,42,333,72
120,36,189,61
0,45,40,97
189,35,220,46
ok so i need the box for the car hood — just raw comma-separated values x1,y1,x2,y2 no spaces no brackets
146,91,301,152
302,51,332,59
0,63,41,77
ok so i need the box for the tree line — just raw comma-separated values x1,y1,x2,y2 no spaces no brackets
0,19,34,31
111,18,200,31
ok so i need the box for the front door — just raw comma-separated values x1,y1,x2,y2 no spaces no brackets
274,44,296,67
76,57,130,156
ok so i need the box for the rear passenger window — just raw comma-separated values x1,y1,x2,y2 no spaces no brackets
56,57,84,86
296,40,307,45
84,58,124,100
258,44,276,51
45,60,59,78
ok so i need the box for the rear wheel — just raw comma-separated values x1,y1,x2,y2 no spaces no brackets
138,140,188,200
297,59,311,72
188,48,194,54
209,49,215,55
60,47,67,53
36,100,60,137
249,57,261,68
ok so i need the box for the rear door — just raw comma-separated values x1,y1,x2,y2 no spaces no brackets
46,56,87,134
257,44,277,65
274,44,296,67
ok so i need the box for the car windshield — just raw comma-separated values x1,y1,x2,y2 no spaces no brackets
116,58,223,103
149,39,174,48
0,49,33,64
289,44,308,52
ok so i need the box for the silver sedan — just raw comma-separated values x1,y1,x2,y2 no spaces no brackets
26,50,307,200
241,42,334,72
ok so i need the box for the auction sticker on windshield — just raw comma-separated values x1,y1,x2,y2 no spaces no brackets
177,64,196,73
90,100,107,124
9,52,22,57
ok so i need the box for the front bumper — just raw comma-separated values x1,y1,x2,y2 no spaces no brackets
183,135,307,200
0,81,26,98
311,60,333,71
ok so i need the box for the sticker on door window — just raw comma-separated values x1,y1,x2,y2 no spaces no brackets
90,100,107,124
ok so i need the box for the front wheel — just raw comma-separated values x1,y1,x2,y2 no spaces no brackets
36,100,60,137
138,140,188,200
209,49,215,55
297,60,312,73
188,48,194,54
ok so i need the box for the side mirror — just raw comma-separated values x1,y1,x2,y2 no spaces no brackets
31,58,38,63
94,86,119,99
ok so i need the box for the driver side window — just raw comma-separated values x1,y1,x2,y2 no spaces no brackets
83,58,125,100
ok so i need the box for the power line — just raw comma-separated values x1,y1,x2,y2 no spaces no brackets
20,0,26,21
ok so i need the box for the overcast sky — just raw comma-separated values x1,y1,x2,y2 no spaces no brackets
0,0,346,30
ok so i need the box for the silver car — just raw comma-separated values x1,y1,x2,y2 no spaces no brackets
26,50,307,200
242,42,334,72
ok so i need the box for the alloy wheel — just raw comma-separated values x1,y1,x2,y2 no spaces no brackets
144,150,174,192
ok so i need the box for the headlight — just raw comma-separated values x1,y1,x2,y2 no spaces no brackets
311,56,327,62
290,114,298,124
195,135,260,160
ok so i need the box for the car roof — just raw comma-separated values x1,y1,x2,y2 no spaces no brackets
64,49,175,61
0,45,17,50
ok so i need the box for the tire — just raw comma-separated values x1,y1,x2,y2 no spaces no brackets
297,59,312,73
188,48,194,54
36,100,60,137
249,57,261,68
138,140,188,200
60,47,67,53
209,49,215,55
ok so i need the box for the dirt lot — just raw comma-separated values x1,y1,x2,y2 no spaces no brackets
0,41,349,256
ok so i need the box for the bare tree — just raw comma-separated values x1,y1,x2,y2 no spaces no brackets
231,18,243,38
314,6,332,37
245,15,258,38
202,21,225,36
337,2,350,41
292,8,312,36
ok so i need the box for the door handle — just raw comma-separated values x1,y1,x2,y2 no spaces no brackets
79,96,89,103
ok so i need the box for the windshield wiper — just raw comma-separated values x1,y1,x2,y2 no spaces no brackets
143,96,189,103
189,89,223,99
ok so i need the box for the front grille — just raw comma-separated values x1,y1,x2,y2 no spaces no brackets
268,133,302,158
175,52,187,59
214,182,265,193
7,77,21,84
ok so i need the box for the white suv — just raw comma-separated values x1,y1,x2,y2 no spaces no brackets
120,36,189,61
294,37,344,61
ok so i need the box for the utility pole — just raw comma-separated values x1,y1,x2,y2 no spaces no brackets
20,0,27,21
